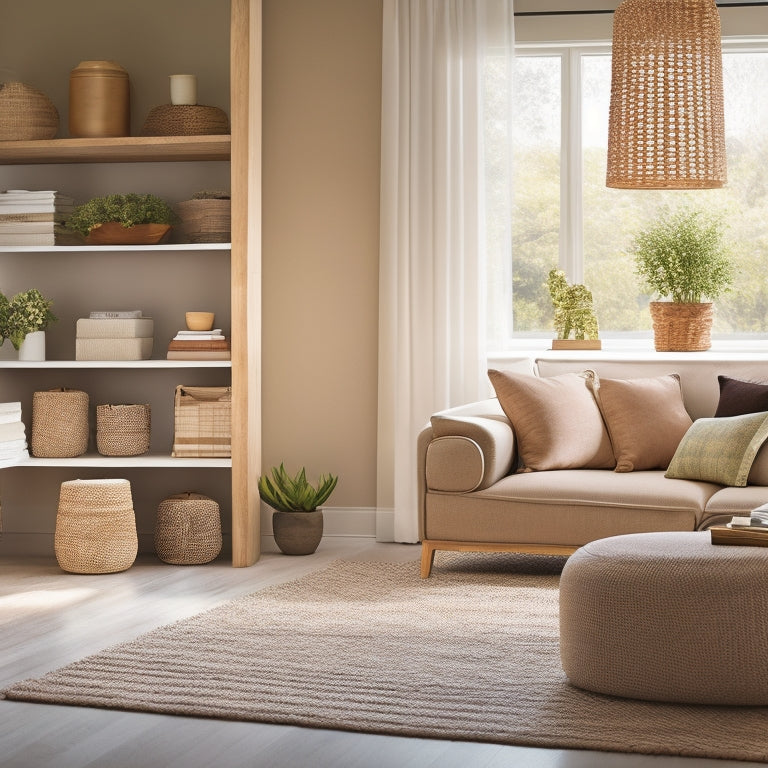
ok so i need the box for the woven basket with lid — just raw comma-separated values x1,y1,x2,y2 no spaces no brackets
154,492,222,565
0,81,59,140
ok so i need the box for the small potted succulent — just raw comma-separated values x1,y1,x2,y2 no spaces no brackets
258,463,338,555
632,207,732,351
0,288,56,360
66,193,177,245
546,268,600,350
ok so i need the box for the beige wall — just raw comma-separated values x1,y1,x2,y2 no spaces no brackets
262,0,383,509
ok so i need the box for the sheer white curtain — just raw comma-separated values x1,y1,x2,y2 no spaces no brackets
378,0,515,542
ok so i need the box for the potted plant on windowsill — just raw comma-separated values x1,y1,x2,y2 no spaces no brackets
632,207,732,351
258,463,338,555
66,193,177,245
0,288,56,361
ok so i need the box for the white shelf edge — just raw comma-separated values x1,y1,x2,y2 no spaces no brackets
7,454,231,468
0,243,231,253
0,360,232,369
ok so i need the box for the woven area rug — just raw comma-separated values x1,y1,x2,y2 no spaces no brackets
3,554,768,762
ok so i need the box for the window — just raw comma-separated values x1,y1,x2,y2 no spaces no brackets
499,41,768,346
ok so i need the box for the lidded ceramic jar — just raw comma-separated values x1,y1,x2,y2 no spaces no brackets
69,60,130,137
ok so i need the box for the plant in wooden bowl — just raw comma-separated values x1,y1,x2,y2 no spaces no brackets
66,193,177,245
632,207,732,351
258,463,338,555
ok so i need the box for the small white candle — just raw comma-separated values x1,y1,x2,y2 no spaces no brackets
169,74,197,105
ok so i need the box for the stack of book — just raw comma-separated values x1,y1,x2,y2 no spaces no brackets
0,402,28,464
167,328,231,360
710,504,768,547
76,310,154,360
0,190,79,246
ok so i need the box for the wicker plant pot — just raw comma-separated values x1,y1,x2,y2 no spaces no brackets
154,492,222,565
31,388,89,458
96,404,151,456
54,479,137,574
175,198,231,243
0,81,59,140
272,510,323,555
649,301,714,352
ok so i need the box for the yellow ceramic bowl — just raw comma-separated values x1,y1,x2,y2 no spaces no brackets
185,312,215,331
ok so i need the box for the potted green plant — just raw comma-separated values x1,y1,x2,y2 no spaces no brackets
632,207,732,351
546,268,600,350
258,463,338,555
0,288,56,360
66,193,177,245
175,190,231,244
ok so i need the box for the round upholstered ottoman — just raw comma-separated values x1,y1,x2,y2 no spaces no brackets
559,531,768,705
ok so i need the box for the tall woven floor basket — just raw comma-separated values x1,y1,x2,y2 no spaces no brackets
55,479,138,574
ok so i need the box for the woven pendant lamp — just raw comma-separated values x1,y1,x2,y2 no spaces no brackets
606,0,726,189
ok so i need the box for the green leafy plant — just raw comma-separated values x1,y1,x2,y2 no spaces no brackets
632,207,733,304
258,463,338,513
0,288,56,349
66,193,177,236
546,268,599,340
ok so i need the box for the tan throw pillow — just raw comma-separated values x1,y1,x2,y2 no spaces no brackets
585,370,693,472
487,369,615,471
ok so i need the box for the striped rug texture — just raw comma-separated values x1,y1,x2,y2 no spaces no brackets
3,554,768,762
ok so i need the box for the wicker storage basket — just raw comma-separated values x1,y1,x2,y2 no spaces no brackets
54,479,137,574
0,81,59,140
141,104,229,136
31,389,89,458
649,301,714,352
96,404,151,456
175,198,231,243
154,491,222,565
171,385,231,458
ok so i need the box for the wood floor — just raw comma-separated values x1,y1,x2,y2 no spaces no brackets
0,538,760,768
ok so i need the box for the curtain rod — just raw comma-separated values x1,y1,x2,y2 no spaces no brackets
515,2,768,16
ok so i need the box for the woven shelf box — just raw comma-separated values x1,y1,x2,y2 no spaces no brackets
171,385,231,458
76,337,153,360
96,403,151,456
154,491,222,564
31,388,89,458
76,317,154,338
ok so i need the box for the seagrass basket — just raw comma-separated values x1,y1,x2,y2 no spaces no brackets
55,479,137,574
154,491,222,565
171,385,231,458
175,198,231,243
31,388,89,458
141,104,229,136
649,301,714,352
96,403,151,456
0,81,59,140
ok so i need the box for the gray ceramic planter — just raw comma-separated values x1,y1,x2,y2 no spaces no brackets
272,509,323,555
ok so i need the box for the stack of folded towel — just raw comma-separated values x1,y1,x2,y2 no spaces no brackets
0,402,28,463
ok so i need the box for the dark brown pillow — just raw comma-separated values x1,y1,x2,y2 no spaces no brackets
715,376,768,418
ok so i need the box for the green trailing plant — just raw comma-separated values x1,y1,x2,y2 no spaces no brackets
546,268,599,340
258,463,338,513
632,207,733,304
0,288,56,349
66,193,177,236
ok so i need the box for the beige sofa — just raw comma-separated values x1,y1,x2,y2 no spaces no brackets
418,356,768,577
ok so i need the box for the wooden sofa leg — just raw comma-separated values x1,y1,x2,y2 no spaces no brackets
420,540,437,578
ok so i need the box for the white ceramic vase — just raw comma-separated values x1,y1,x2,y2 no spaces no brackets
18,330,45,361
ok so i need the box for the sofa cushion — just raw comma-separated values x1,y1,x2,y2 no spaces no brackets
487,369,614,471
665,411,768,487
585,370,692,472
715,376,768,417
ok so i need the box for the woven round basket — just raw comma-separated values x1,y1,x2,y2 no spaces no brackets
154,492,222,565
175,198,231,243
0,81,59,140
96,404,151,456
55,479,137,574
649,301,714,352
141,104,229,136
31,389,89,458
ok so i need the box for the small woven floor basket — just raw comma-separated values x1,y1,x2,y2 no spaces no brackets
0,81,59,140
649,301,714,351
155,492,222,565
141,104,230,136
55,479,138,574
96,403,151,456
31,389,89,458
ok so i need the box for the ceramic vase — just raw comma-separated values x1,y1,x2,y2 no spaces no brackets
18,330,45,361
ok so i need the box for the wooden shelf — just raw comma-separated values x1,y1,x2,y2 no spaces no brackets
0,135,231,165
9,454,232,468
0,360,232,369
0,243,230,253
